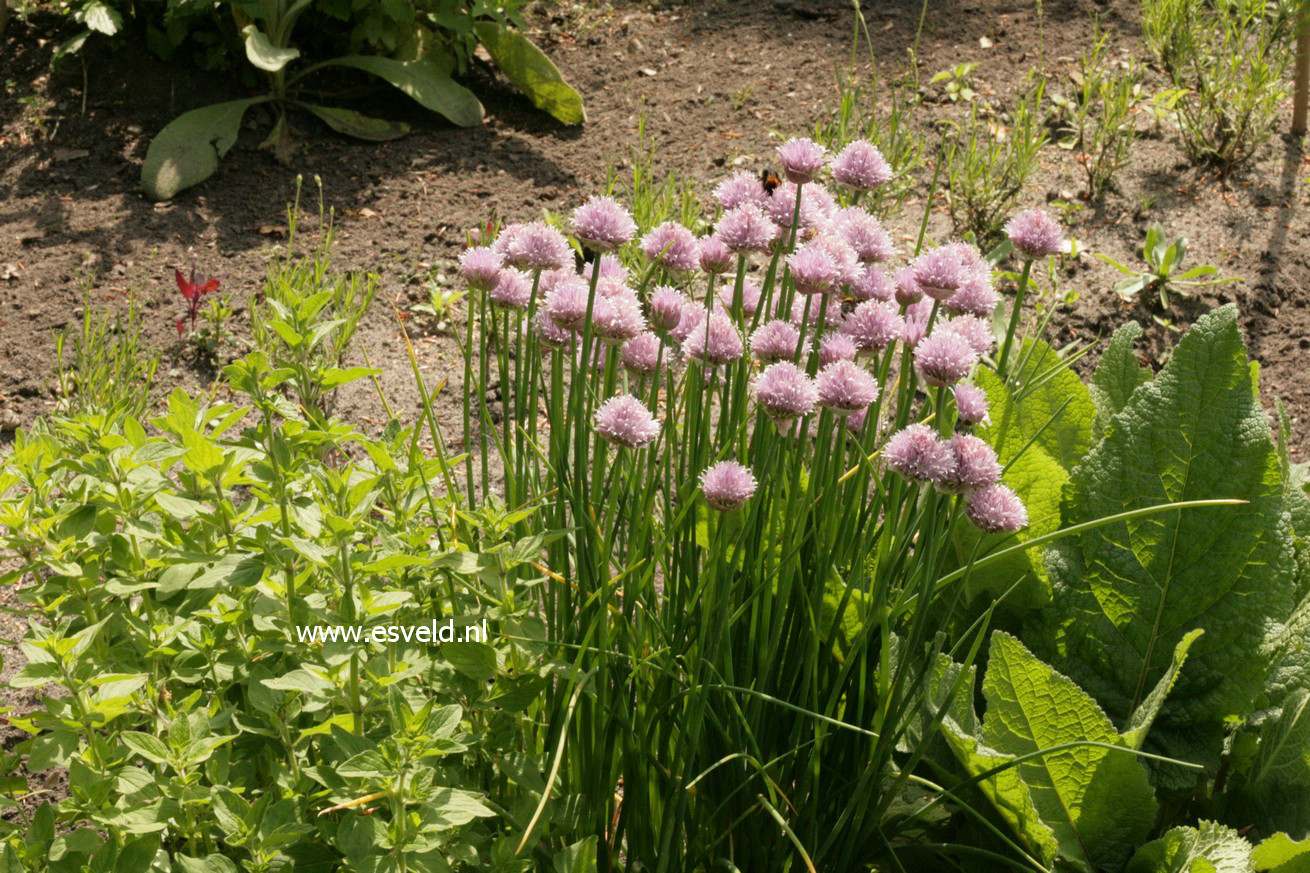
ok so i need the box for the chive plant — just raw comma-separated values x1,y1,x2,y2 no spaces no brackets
451,136,1162,870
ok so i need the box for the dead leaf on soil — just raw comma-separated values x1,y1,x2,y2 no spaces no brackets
52,148,89,162
258,224,287,237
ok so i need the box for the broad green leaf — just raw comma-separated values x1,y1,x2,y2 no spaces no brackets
955,368,1066,607
299,103,410,142
338,750,387,780
26,729,79,771
120,732,171,766
1091,321,1151,443
141,98,269,200
442,641,496,681
1011,337,1096,470
1043,305,1295,767
83,2,121,35
980,632,1156,870
427,787,496,828
474,22,585,125
177,854,239,873
319,366,382,388
554,836,598,873
1253,833,1310,872
1127,821,1254,873
241,25,299,73
320,57,483,127
1123,629,1204,750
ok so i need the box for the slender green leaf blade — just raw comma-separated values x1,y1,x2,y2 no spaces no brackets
299,103,409,141
1012,337,1096,471
1123,629,1203,750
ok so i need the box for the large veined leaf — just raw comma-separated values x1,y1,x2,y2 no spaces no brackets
474,22,585,125
1123,630,1203,750
141,98,270,201
1253,833,1310,872
1127,821,1254,873
82,1,121,35
1042,305,1295,766
954,367,1066,608
1010,337,1096,471
320,56,483,127
977,632,1157,871
242,25,299,73
1090,321,1151,443
297,103,410,141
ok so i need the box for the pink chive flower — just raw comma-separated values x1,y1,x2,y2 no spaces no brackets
751,319,806,364
649,285,687,332
700,460,758,511
913,247,965,302
545,276,591,331
833,207,894,264
593,293,646,346
914,330,979,387
947,273,999,318
621,332,663,376
939,434,1002,494
843,299,905,354
755,361,819,427
816,360,879,412
717,204,777,253
698,235,735,274
490,267,533,311
670,300,707,344
884,423,955,482
715,170,768,210
819,333,858,367
641,221,700,273
583,254,631,286
594,395,660,448
459,246,503,291
682,312,744,365
944,241,988,278
788,244,840,296
776,137,828,184
719,278,762,319
954,383,990,426
851,266,895,303
831,140,893,191
506,221,572,271
571,196,637,251
965,483,1029,533
939,315,995,357
790,294,843,328
809,233,862,287
1004,209,1065,259
894,266,924,306
536,309,575,349
492,223,524,258
763,181,837,229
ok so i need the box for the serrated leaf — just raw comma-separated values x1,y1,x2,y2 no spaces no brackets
1123,630,1203,750
1091,320,1151,443
1043,306,1296,767
1127,821,1254,873
320,56,482,127
141,98,269,200
241,25,299,72
980,632,1156,870
1253,833,1310,872
299,103,410,141
474,22,585,125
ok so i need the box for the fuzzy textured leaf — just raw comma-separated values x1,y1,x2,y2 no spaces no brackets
299,104,409,142
1123,629,1203,750
1011,337,1096,471
1127,821,1254,873
1091,321,1151,443
141,98,268,201
241,25,299,73
1253,833,1310,872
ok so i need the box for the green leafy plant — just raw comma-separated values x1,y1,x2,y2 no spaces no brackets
53,287,160,419
1052,26,1142,200
1097,223,1241,309
930,61,981,104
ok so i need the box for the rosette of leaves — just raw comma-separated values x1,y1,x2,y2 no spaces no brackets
141,0,584,200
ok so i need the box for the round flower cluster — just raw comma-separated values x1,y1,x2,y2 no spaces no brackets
883,424,1025,533
700,460,758,511
594,395,660,449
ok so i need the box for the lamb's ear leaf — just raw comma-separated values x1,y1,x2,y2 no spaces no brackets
142,98,270,201
318,56,483,127
474,22,585,125
1126,821,1253,873
298,103,410,141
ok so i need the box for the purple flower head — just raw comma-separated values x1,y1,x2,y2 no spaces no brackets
884,423,955,483
538,267,573,297
641,221,700,273
1004,209,1065,259
843,299,905,354
965,483,1029,533
816,360,879,412
809,232,862,287
717,204,777,254
851,265,895,302
763,181,837,229
459,246,503,292
670,300,707,344
682,312,744,365
755,361,818,426
846,407,869,432
914,330,979,387
913,248,964,302
720,278,762,319
546,276,591,331
939,434,1002,494
715,170,768,211
700,460,758,511
819,332,858,367
944,241,988,278
939,315,995,357
571,196,637,251
894,266,924,306
490,267,533,311
536,309,575,350
583,254,631,286
594,394,660,449
776,137,828,184
954,383,990,426
593,292,646,346
790,294,843,328
649,285,687,332
788,244,840,296
699,235,735,274
621,332,663,376
751,319,806,365
947,272,999,318
506,221,573,271
831,140,893,191
833,207,894,264
492,223,524,259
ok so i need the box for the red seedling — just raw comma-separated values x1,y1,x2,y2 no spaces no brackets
176,265,220,336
